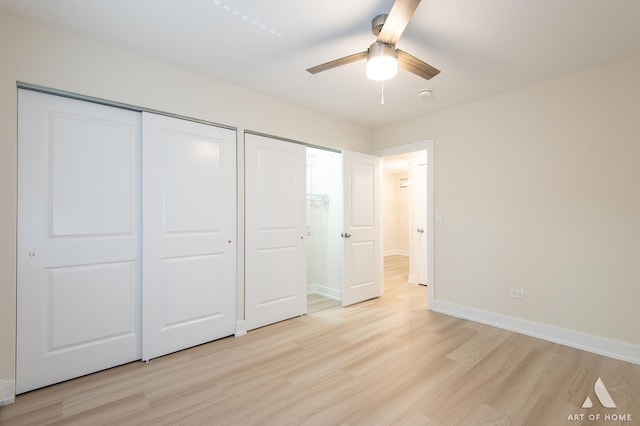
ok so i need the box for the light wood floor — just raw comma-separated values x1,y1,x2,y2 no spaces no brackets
306,293,341,315
1,256,638,425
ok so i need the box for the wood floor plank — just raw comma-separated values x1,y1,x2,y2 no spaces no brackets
445,326,512,367
1,256,638,425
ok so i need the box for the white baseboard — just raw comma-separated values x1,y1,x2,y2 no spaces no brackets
431,300,640,365
308,284,341,301
1,379,15,405
234,320,247,337
384,250,409,257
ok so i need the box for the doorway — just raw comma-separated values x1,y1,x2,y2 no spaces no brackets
304,147,384,312
306,147,343,312
376,141,434,307
244,133,383,326
304,142,433,314
382,150,428,286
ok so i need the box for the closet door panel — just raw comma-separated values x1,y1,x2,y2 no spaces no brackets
142,113,236,360
245,134,306,331
17,90,141,393
164,134,223,232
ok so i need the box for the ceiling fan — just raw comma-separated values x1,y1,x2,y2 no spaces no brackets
306,0,440,82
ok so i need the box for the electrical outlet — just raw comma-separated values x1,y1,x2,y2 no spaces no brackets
510,289,525,299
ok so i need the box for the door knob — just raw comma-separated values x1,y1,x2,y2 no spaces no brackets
417,228,425,233
340,232,352,239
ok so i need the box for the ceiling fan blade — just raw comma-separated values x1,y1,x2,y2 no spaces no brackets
377,0,421,45
307,51,368,74
397,50,440,80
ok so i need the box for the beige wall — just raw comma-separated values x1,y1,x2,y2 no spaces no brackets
0,12,372,388
374,54,640,346
397,177,410,253
383,171,410,255
383,171,398,253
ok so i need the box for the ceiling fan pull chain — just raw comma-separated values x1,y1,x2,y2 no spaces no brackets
380,80,385,105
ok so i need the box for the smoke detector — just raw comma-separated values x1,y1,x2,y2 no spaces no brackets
417,89,432,100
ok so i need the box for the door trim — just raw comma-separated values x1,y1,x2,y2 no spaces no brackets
17,82,237,132
374,140,435,310
244,129,341,154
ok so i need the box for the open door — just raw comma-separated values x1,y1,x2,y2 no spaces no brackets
342,150,383,306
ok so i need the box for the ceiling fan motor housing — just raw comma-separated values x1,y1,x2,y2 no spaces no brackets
368,41,397,59
372,14,388,36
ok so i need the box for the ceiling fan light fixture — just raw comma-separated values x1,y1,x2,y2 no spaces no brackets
366,42,398,81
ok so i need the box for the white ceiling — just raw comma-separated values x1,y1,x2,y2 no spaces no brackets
2,0,640,128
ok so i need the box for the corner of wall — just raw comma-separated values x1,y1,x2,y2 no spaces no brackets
308,284,342,301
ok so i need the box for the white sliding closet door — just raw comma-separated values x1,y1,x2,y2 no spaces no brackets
142,113,236,360
342,150,383,306
245,134,306,331
17,90,141,393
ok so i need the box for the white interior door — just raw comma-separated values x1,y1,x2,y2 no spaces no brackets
17,90,141,393
245,134,306,330
142,112,236,360
342,150,383,306
411,151,428,285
